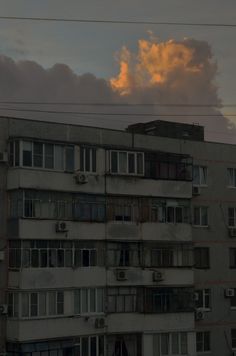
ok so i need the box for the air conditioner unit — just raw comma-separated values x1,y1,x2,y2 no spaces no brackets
153,271,164,282
116,269,127,281
94,317,105,329
229,228,236,238
192,186,200,196
55,221,68,233
74,172,88,184
195,309,205,321
0,304,8,315
0,152,8,163
0,251,4,261
225,288,235,298
194,292,199,302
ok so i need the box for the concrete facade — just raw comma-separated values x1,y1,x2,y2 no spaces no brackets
0,117,235,355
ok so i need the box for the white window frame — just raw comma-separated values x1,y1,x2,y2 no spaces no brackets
193,165,208,186
195,289,211,311
80,146,97,173
12,140,74,172
74,288,104,315
110,150,144,176
193,206,208,227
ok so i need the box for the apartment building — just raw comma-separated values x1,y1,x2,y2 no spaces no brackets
0,117,235,355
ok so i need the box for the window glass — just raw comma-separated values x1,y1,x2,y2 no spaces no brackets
45,144,54,169
54,145,64,170
57,292,64,315
48,292,56,315
38,292,47,316
111,151,118,173
22,293,29,317
30,293,38,317
65,146,74,172
128,153,135,174
23,141,32,167
119,152,127,173
33,142,43,168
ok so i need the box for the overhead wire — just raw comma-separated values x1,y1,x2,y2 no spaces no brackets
0,16,236,28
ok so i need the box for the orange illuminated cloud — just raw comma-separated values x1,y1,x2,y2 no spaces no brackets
110,37,202,95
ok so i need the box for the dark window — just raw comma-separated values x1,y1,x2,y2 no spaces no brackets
23,141,32,167
194,248,210,269
196,332,210,352
230,248,236,268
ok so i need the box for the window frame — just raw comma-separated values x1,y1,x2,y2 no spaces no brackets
196,331,211,353
9,139,74,173
193,165,208,187
193,206,209,227
110,150,144,176
74,288,104,315
194,248,210,269
195,289,211,311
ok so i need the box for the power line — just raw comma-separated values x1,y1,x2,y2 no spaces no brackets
0,101,229,108
0,106,235,117
0,15,236,28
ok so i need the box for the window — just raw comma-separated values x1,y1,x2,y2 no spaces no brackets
193,166,207,186
145,287,193,313
145,152,192,181
193,207,208,227
108,287,137,313
194,248,210,269
8,240,103,269
232,329,236,349
150,245,193,268
8,292,19,317
19,291,64,318
196,332,210,352
108,335,137,356
80,147,96,173
74,248,97,267
9,140,74,172
195,289,211,310
228,208,236,227
150,200,190,224
81,336,104,356
107,197,138,222
110,150,144,175
230,289,236,309
230,248,236,268
153,332,188,355
74,288,104,314
107,243,140,267
228,168,236,187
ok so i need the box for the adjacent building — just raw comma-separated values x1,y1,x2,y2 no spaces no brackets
0,117,235,355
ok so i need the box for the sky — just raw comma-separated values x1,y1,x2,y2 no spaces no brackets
0,0,236,143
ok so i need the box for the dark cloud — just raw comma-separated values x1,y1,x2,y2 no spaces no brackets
0,38,235,144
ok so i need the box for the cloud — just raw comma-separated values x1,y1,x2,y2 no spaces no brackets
0,36,235,143
110,37,236,143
